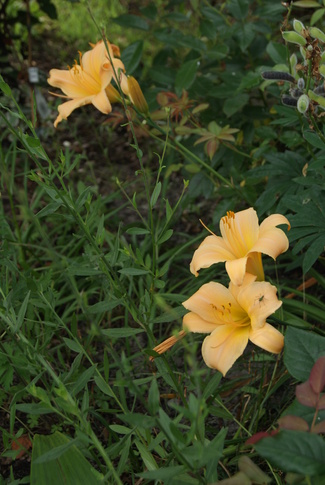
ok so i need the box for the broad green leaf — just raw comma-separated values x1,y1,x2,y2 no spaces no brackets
254,430,325,476
227,0,249,19
303,130,325,150
175,60,198,93
112,14,149,31
121,41,143,74
266,41,288,64
31,432,104,484
223,94,249,117
284,327,325,381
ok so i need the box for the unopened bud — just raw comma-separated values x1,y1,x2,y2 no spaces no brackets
127,76,149,115
297,94,309,113
309,26,325,43
105,84,122,103
282,31,307,46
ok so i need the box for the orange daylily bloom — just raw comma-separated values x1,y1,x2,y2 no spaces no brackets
48,40,126,127
190,208,290,286
183,274,284,376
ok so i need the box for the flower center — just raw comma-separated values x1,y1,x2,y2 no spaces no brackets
210,302,250,327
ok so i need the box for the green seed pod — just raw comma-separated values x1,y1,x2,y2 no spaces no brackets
300,46,306,60
319,64,325,78
309,27,325,43
290,53,298,73
293,19,305,34
297,94,309,113
282,31,307,46
309,89,325,108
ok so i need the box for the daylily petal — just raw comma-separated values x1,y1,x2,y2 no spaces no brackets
236,281,282,329
190,235,235,276
259,214,290,233
54,96,94,127
183,282,240,324
183,312,219,333
91,90,112,114
249,323,284,353
225,257,248,286
82,41,108,81
246,252,265,282
250,227,289,260
220,208,259,257
48,68,97,98
202,325,250,376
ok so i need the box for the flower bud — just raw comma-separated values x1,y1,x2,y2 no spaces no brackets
282,31,307,46
293,19,305,34
309,26,325,43
297,94,309,113
105,84,122,103
126,76,149,115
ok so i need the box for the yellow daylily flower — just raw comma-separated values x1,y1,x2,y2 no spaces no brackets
190,208,290,286
48,40,127,127
182,274,284,376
